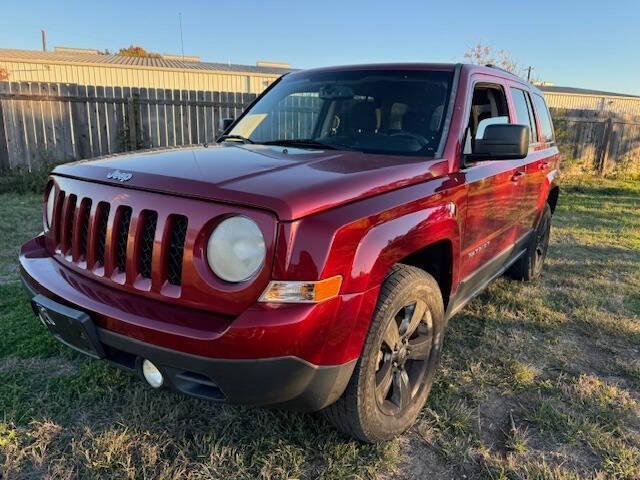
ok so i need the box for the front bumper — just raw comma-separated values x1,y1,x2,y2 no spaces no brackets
19,236,379,410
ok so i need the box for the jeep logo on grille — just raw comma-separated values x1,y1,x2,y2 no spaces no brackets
107,170,133,182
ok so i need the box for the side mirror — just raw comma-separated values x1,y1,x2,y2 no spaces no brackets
469,124,529,160
218,117,235,135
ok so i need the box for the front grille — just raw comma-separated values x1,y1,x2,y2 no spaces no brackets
167,215,188,285
49,190,189,292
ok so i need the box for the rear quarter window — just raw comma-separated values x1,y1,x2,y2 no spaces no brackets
532,94,555,143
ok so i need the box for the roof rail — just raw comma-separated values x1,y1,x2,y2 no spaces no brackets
484,64,525,80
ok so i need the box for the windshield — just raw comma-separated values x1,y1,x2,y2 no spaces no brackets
227,69,454,156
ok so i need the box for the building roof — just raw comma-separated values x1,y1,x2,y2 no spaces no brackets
0,48,293,75
539,85,640,99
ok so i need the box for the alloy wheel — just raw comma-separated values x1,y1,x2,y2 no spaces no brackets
375,299,434,416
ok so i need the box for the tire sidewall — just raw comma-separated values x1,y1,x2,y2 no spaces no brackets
529,204,552,279
356,270,445,440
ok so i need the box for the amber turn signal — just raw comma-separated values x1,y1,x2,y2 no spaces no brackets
259,275,343,303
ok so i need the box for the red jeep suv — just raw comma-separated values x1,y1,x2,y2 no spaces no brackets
20,63,559,442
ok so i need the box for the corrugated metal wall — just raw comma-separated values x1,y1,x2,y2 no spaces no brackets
544,92,640,118
0,60,280,94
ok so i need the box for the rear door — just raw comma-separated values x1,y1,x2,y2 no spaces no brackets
508,86,544,237
529,94,561,214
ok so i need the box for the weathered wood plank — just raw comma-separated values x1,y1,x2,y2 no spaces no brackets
189,90,198,145
112,86,125,152
59,84,76,160
139,87,151,148
6,83,27,169
165,89,175,147
0,83,10,170
197,90,205,144
86,85,100,157
157,89,167,147
96,86,109,156
174,89,184,146
150,88,161,148
72,84,92,159
181,90,190,145
33,82,52,162
20,82,40,169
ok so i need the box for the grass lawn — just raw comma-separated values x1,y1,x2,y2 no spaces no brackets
0,177,638,479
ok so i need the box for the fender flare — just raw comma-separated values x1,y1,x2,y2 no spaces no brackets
342,202,460,294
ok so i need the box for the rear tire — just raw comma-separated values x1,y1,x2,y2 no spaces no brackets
508,203,552,281
322,264,445,442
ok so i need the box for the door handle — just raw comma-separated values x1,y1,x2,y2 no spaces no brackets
539,161,550,171
511,171,525,182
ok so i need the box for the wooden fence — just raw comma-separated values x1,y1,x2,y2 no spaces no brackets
1,81,639,177
551,108,640,175
0,81,257,171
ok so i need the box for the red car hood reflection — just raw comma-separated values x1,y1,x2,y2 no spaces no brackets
53,144,444,220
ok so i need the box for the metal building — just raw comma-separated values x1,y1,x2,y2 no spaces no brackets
0,47,291,94
540,85,640,118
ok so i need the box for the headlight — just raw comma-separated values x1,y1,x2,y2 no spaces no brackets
45,188,56,230
206,216,266,282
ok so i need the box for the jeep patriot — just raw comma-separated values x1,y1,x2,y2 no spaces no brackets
20,63,560,442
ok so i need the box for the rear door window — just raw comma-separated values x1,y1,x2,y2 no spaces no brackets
532,94,555,143
511,88,538,143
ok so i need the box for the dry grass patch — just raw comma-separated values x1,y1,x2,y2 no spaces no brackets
1,176,639,479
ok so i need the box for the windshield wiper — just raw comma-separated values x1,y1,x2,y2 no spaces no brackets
218,134,255,144
262,139,346,150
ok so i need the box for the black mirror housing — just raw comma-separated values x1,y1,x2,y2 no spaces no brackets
470,124,529,160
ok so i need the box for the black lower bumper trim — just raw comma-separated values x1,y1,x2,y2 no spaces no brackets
99,328,356,411
21,273,356,411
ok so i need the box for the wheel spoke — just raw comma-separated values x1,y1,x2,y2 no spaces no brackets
407,334,432,360
400,300,427,338
390,369,411,410
383,319,400,349
375,358,393,403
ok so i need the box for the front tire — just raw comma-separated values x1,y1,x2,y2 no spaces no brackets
323,265,445,442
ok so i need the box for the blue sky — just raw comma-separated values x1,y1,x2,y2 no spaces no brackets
2,0,639,95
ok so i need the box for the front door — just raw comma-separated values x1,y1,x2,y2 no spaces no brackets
459,80,526,289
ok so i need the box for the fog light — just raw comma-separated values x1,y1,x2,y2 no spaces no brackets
142,359,164,388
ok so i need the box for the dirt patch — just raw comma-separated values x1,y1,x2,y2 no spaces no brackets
394,434,464,479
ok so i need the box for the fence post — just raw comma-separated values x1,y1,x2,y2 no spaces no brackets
126,95,139,150
597,117,613,176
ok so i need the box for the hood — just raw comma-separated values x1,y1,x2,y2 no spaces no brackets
53,144,446,220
